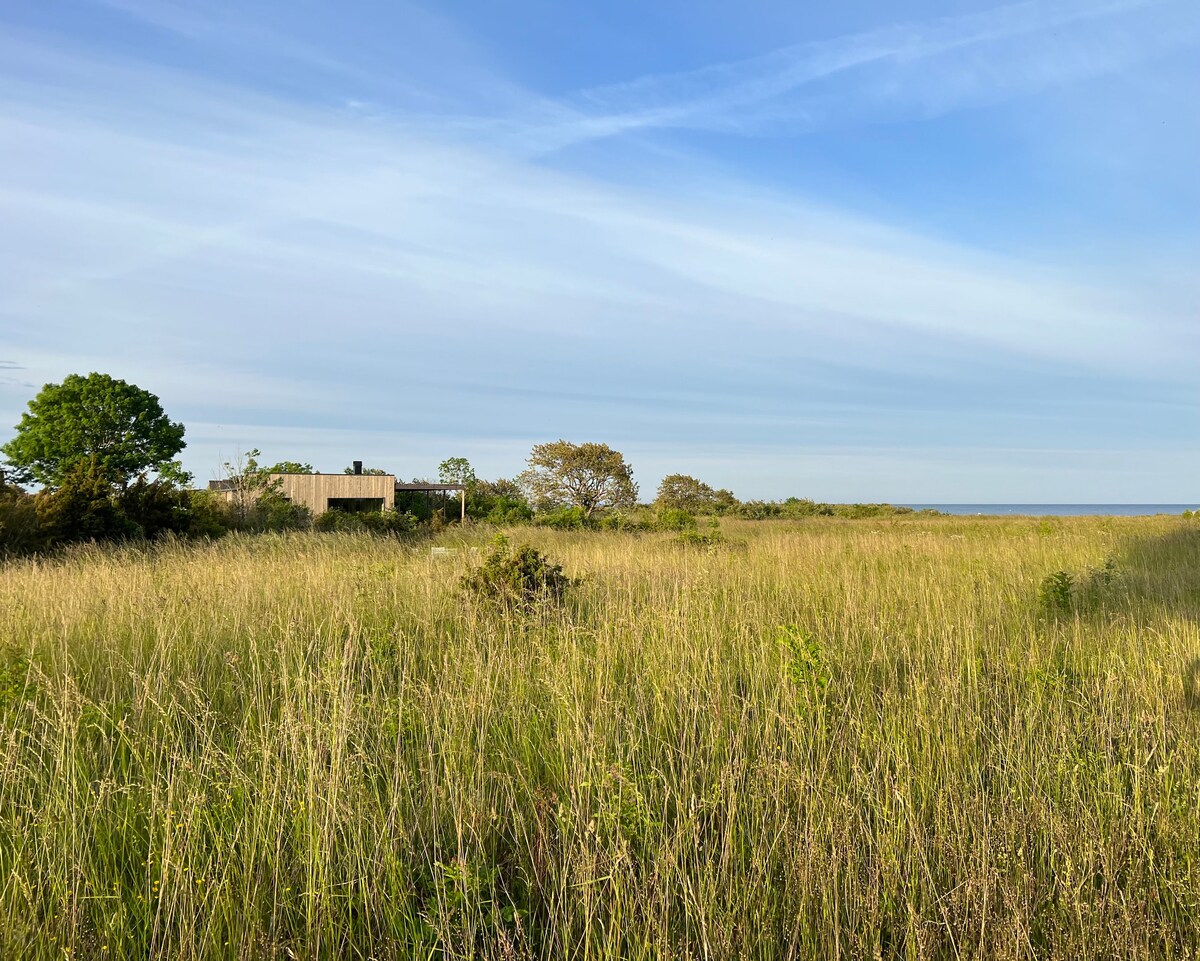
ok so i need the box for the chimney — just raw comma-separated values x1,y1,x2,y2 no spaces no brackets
353,460,363,475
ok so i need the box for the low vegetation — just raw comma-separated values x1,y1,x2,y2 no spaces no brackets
0,516,1198,958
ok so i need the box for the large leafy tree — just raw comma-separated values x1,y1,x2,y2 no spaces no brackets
438,457,477,487
655,474,740,514
2,373,185,488
655,473,718,513
519,440,637,516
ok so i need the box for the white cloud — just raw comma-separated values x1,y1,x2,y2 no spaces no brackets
0,4,1196,498
509,0,1199,147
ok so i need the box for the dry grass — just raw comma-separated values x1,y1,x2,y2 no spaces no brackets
1,515,1199,959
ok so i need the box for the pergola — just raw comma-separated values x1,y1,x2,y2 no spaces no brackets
394,482,468,521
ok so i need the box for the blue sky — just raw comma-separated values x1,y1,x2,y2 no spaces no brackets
1,0,1197,501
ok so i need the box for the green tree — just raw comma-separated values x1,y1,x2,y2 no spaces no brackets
217,449,279,521
438,457,477,487
215,450,310,532
466,477,532,522
265,461,314,474
519,440,637,517
343,465,388,475
2,373,185,488
655,473,726,514
34,457,140,544
0,478,45,555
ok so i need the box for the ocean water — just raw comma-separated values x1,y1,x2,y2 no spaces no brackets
903,504,1197,517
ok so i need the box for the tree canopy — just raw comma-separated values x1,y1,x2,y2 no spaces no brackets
2,372,185,488
265,461,315,474
655,473,738,514
519,440,637,516
438,457,477,486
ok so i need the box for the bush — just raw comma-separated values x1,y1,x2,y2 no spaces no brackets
461,535,576,611
35,458,141,545
676,519,725,548
314,509,418,535
119,475,192,539
484,499,534,524
534,506,588,530
1038,570,1075,614
595,511,656,533
184,490,233,538
657,508,697,532
0,482,45,556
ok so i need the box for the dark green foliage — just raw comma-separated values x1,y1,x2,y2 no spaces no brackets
595,511,656,532
676,519,725,547
118,474,192,539
313,509,417,535
34,457,141,544
185,490,234,538
263,461,314,474
656,508,697,531
735,497,921,519
483,500,534,524
534,506,588,530
0,462,34,488
247,493,310,533
466,478,533,523
461,535,576,610
1080,556,1121,598
2,372,185,487
1039,570,1075,614
0,481,45,556
213,450,311,533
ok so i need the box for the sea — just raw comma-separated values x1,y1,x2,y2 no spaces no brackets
903,504,1197,517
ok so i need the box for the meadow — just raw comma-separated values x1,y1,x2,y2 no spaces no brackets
1,515,1198,960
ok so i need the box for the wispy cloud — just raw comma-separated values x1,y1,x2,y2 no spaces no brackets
506,0,1198,148
0,1,1196,498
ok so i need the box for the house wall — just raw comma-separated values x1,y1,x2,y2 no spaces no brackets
272,474,396,514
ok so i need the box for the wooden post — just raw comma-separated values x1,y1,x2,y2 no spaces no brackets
460,487,466,523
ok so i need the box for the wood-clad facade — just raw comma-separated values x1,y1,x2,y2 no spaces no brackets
271,473,396,514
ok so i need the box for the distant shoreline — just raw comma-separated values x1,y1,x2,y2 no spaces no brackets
901,504,1197,517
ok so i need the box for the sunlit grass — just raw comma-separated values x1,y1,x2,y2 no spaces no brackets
1,516,1198,959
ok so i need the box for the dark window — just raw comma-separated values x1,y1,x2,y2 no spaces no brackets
327,497,385,513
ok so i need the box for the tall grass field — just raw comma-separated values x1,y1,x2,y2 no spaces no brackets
1,516,1199,959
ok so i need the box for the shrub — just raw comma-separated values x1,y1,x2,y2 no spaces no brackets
251,493,310,532
0,482,46,556
1038,570,1075,614
314,509,418,535
657,508,697,531
596,511,656,533
534,506,588,530
185,490,233,538
461,535,576,611
778,625,830,694
119,475,192,539
676,519,725,548
484,499,534,524
35,457,141,545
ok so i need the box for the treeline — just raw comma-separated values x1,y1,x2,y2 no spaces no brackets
0,372,933,557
